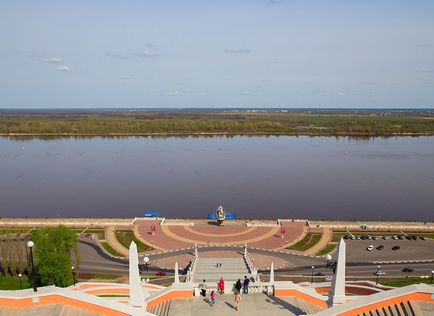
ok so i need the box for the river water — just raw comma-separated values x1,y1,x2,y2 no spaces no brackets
0,136,433,220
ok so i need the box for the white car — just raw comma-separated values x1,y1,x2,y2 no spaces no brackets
392,235,398,240
374,271,386,276
367,245,374,251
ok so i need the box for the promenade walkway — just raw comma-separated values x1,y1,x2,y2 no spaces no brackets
133,220,304,251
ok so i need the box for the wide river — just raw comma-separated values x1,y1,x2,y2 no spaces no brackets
0,136,433,220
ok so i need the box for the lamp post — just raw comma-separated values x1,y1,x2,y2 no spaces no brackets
376,265,381,285
27,240,37,292
72,266,76,286
311,266,315,284
18,273,22,289
431,270,434,284
325,254,332,269
143,257,150,272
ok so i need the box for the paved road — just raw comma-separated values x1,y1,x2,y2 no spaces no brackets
278,262,434,278
78,240,128,275
76,241,433,280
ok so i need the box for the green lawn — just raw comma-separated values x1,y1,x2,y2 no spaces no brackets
288,233,322,251
382,278,434,287
114,230,153,252
316,244,337,256
0,276,31,290
100,242,124,257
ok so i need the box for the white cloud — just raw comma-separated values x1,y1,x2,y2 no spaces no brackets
137,49,159,58
57,65,70,72
167,90,179,95
44,57,62,64
224,48,251,54
106,53,130,60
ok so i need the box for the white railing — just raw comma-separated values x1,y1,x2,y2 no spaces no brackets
243,245,258,280
185,244,199,282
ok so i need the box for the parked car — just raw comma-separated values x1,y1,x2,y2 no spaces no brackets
373,271,386,276
419,236,427,240
314,272,325,276
382,236,389,240
343,235,349,239
156,271,167,276
367,245,374,251
392,235,398,240
397,236,404,240
356,236,361,240
392,245,401,250
376,245,384,250
350,235,356,240
402,267,414,273
405,236,412,240
373,236,379,240
411,235,418,240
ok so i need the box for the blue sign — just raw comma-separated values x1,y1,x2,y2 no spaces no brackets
207,213,237,220
144,211,160,218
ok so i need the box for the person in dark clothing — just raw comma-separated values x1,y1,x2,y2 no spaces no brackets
235,279,242,294
243,276,250,294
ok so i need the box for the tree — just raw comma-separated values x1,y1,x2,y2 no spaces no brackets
32,226,78,287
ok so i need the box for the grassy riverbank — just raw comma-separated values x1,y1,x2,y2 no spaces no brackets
1,110,434,136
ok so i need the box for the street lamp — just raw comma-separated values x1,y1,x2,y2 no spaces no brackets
311,266,315,284
72,266,76,286
325,254,332,269
27,240,37,292
376,265,381,285
431,270,434,284
143,257,150,272
18,273,22,289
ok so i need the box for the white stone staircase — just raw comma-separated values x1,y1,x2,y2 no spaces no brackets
193,257,252,283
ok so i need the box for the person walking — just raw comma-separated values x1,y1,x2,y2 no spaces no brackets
218,277,225,294
243,276,250,294
200,279,208,297
234,291,241,311
235,279,242,294
210,290,216,306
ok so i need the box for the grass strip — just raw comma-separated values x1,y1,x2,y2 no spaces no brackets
288,233,322,251
114,230,153,252
100,241,124,257
316,244,337,256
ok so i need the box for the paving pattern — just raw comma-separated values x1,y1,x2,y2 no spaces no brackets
134,220,305,251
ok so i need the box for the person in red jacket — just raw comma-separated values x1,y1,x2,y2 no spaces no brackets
218,277,225,294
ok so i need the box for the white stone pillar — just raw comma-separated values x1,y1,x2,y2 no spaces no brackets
129,241,145,308
174,262,180,284
269,262,274,283
329,238,346,305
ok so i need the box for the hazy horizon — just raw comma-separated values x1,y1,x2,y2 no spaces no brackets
1,0,434,109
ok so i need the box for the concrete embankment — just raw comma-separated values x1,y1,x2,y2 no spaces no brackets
0,218,133,228
0,218,433,232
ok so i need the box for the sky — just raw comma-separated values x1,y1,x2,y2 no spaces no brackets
0,0,433,108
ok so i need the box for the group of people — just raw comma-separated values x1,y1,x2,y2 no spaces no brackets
200,276,251,311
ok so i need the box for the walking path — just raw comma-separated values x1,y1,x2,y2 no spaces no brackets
133,220,305,251
303,228,332,256
104,226,129,257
